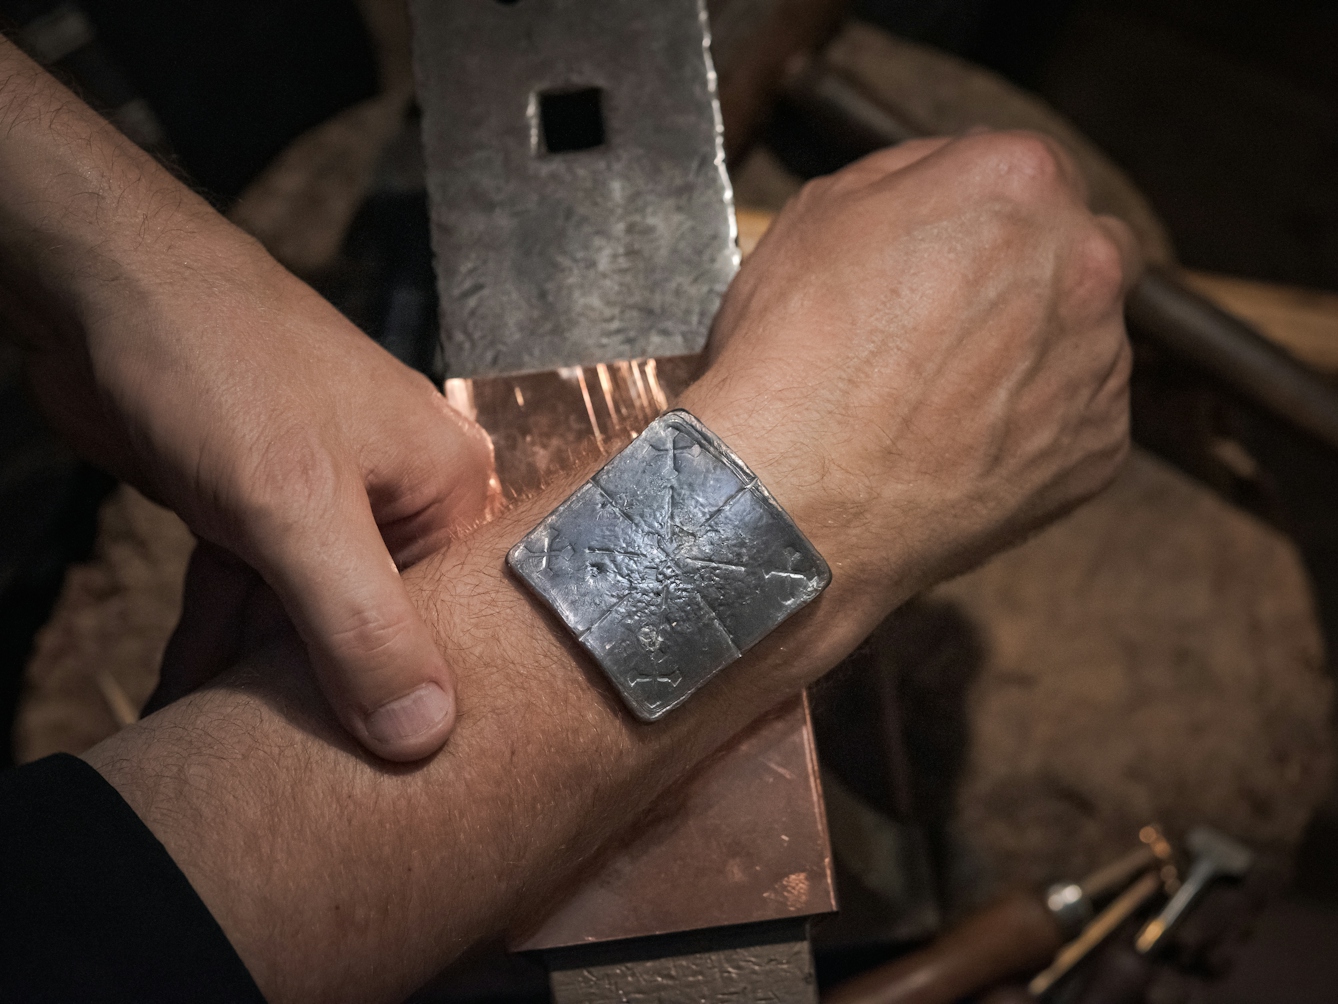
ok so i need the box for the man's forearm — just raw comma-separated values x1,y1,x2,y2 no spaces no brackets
0,38,197,313
80,128,1138,1004
84,385,891,1004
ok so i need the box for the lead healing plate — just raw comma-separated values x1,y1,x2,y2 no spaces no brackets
508,410,831,720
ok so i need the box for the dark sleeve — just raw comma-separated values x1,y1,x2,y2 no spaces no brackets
0,753,266,1004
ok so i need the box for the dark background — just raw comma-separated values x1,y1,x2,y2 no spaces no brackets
860,0,1338,289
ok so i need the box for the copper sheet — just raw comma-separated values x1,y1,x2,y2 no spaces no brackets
446,357,701,506
446,358,837,948
515,693,834,948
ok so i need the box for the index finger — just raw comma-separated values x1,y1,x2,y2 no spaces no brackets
831,136,954,188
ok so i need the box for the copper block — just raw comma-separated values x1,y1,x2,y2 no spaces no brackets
445,357,837,949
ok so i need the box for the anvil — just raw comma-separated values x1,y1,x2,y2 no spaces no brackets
409,1,835,1000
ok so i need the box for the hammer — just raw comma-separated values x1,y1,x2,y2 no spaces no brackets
824,830,1172,1004
1060,828,1254,1004
1133,826,1253,955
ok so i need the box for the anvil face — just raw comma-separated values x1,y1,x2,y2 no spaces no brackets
410,0,737,378
509,410,830,720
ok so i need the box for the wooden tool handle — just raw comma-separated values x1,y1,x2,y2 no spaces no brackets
824,891,1064,1004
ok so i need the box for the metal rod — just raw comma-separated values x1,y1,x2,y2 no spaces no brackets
1079,826,1172,903
1126,269,1338,451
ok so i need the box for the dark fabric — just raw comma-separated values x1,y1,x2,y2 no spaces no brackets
0,753,265,1003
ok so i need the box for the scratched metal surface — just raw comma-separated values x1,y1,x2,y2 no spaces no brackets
509,411,830,720
545,918,818,1004
514,694,837,949
444,356,700,505
409,0,738,377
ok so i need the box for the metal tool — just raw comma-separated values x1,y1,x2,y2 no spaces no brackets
1068,830,1256,1004
409,2,836,1001
1134,826,1253,955
824,832,1172,1004
1043,825,1174,938
412,0,736,375
1028,871,1166,998
1125,270,1338,452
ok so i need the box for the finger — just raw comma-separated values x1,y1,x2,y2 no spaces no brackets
146,541,256,715
368,388,497,568
1003,130,1091,205
1094,213,1145,295
947,128,1091,205
834,136,954,186
248,483,457,762
1038,134,1089,205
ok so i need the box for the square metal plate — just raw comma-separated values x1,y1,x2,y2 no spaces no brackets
508,410,830,720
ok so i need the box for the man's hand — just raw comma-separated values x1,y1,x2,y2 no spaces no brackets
688,132,1137,651
80,130,1140,1004
85,266,496,760
0,38,494,761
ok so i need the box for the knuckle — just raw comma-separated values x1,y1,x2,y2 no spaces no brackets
898,136,948,159
232,427,346,538
1099,425,1132,488
432,395,498,480
981,131,1066,199
794,174,838,208
460,420,496,474
328,602,416,666
398,367,437,401
1111,335,1135,386
1096,377,1132,467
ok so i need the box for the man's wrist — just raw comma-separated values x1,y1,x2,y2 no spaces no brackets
676,377,908,660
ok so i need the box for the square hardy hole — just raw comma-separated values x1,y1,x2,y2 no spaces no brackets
538,87,605,154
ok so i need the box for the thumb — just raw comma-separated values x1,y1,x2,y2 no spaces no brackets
248,484,457,762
